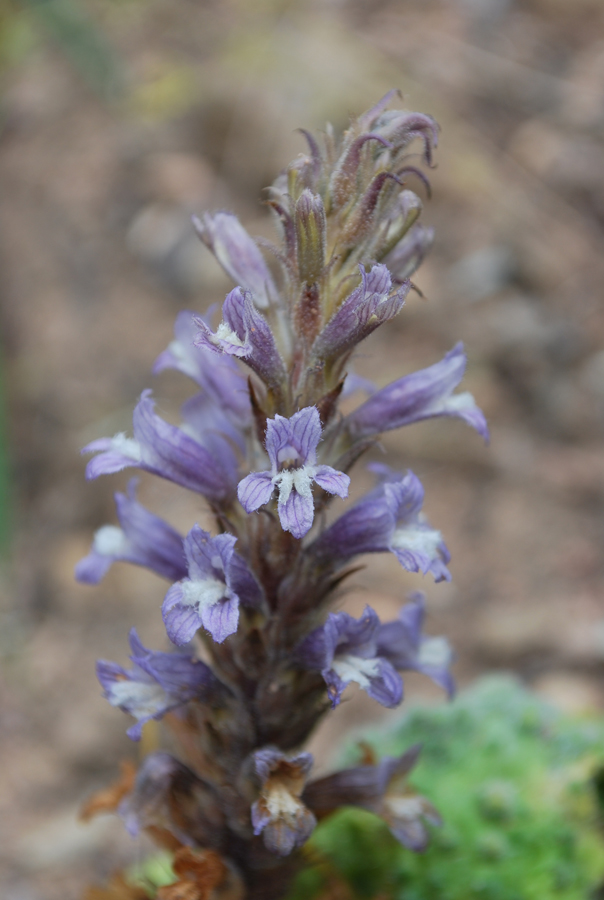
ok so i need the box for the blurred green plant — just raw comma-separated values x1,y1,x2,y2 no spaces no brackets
286,677,604,900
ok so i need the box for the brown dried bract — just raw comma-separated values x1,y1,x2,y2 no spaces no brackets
80,760,137,822
84,872,150,900
157,848,229,900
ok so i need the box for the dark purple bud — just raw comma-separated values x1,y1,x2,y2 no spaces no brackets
97,629,218,740
346,343,489,441
195,288,286,393
295,190,326,284
82,390,239,504
162,525,262,646
237,407,349,539
251,749,316,856
298,606,403,709
75,478,187,585
193,211,277,309
312,264,408,363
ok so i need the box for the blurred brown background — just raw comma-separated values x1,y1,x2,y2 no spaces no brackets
0,0,604,896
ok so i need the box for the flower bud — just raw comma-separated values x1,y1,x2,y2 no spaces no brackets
295,190,326,284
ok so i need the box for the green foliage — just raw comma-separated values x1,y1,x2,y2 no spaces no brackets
289,678,604,900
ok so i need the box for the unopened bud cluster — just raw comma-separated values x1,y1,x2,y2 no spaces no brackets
78,91,488,900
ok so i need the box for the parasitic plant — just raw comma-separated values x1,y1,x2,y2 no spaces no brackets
78,91,489,900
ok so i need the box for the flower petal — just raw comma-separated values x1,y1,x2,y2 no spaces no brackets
200,595,240,643
278,489,314,539
162,584,202,646
314,465,350,498
237,471,274,512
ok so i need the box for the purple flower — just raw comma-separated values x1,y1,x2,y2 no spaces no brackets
97,629,217,740
377,593,454,696
312,264,409,364
75,479,187,585
237,407,350,539
195,287,286,392
298,606,403,709
251,749,316,856
82,390,238,504
346,343,489,441
312,470,451,582
303,745,441,851
153,309,251,422
193,211,278,309
119,751,225,846
162,525,262,645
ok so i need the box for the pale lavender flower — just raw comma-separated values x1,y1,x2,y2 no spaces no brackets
83,390,239,503
162,525,262,645
298,606,403,709
193,211,277,309
377,593,455,696
304,745,441,851
237,407,349,539
312,469,451,582
195,287,286,391
75,479,186,585
97,629,217,740
251,749,316,856
346,343,489,440
153,309,251,422
312,264,409,363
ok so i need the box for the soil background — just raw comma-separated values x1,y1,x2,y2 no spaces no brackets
1,0,604,896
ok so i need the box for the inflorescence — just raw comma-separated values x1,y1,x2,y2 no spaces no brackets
77,91,489,900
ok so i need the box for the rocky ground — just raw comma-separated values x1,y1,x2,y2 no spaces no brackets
0,0,603,896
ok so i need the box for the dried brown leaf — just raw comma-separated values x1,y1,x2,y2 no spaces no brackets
80,761,137,822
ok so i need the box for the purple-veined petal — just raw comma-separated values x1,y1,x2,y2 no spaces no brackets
286,407,322,465
195,288,286,391
201,594,239,643
313,465,350,498
278,488,314,539
238,471,274,512
365,658,403,708
312,265,408,362
162,583,202,646
183,525,235,581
